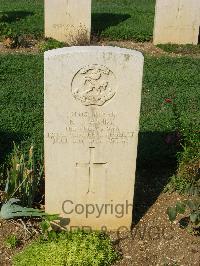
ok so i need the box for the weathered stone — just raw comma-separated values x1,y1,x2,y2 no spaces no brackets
153,0,200,45
45,46,144,230
45,0,91,44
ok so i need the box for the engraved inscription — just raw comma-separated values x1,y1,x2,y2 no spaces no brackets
71,65,116,106
47,111,135,145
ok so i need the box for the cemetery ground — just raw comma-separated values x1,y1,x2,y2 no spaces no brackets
0,0,200,265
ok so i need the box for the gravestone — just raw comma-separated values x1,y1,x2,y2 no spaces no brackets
45,0,91,44
153,0,200,45
45,46,144,230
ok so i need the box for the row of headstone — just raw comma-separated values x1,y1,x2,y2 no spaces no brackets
45,0,200,45
45,46,144,230
44,0,199,230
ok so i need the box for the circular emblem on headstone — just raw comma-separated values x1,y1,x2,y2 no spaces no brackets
71,64,116,106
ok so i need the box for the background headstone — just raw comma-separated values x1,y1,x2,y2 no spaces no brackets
45,0,91,44
45,46,144,230
153,0,200,45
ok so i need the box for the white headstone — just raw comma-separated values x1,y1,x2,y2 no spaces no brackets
153,0,200,45
45,0,91,44
45,46,144,230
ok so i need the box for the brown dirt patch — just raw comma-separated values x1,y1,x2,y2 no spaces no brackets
1,39,200,58
0,219,40,266
94,39,200,58
0,42,39,54
0,220,23,265
95,40,168,57
112,192,200,266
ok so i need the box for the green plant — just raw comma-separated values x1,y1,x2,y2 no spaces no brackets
165,174,191,194
0,198,46,219
0,19,26,48
177,127,200,193
166,125,200,195
4,143,44,207
13,230,120,266
40,214,60,241
4,235,20,249
165,101,199,234
167,198,200,232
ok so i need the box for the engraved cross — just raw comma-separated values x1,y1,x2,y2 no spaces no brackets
76,147,107,194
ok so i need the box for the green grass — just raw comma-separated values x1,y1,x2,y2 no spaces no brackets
0,53,43,164
13,231,119,266
0,0,43,38
0,0,155,41
157,44,200,56
4,235,20,249
0,54,199,168
38,38,65,52
92,0,155,41
139,56,200,165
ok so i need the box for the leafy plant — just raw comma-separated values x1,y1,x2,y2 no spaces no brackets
166,104,199,233
4,235,20,249
176,129,200,195
166,127,200,195
40,214,60,241
13,230,120,266
4,143,44,207
0,198,46,220
0,23,26,48
167,198,200,232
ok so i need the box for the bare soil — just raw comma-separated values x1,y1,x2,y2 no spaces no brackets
0,219,40,266
97,40,168,57
0,39,199,58
112,192,200,266
0,42,39,54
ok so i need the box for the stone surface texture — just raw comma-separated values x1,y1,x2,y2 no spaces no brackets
153,0,200,45
45,46,144,230
45,0,91,44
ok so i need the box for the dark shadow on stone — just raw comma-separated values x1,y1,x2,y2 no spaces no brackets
0,11,33,23
132,131,179,226
92,13,131,37
198,26,200,44
50,218,71,232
